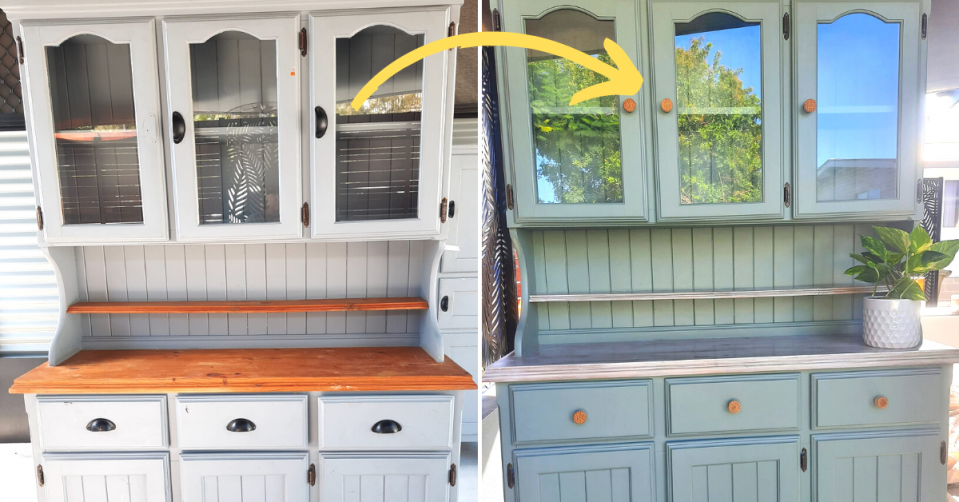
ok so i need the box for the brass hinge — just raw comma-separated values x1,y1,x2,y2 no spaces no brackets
299,28,308,57
922,13,927,40
308,463,316,486
36,206,44,231
783,182,791,208
440,197,449,223
37,465,44,487
448,21,456,38
800,447,807,472
17,36,24,64
942,441,948,465
448,463,457,486
783,12,790,40
506,463,514,488
301,202,310,228
506,184,514,210
492,9,502,32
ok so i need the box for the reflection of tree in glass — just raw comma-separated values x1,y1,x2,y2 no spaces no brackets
336,93,423,116
528,53,623,204
677,37,762,204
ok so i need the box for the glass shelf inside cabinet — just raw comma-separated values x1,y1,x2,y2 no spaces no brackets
47,35,143,225
335,26,424,222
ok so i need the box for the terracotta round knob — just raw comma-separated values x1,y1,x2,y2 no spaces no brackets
622,98,637,113
875,396,889,409
728,400,742,414
803,99,817,113
661,98,673,113
572,410,587,425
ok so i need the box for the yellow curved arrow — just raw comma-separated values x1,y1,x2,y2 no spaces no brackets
351,31,643,111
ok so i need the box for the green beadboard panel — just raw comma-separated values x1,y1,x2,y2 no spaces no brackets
529,224,894,333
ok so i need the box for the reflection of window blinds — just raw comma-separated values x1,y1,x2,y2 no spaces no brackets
0,130,58,354
335,124,420,221
335,31,425,103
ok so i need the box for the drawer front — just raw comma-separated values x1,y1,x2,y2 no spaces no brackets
666,374,800,435
176,395,308,450
510,381,652,444
812,368,943,429
37,395,167,451
318,395,454,450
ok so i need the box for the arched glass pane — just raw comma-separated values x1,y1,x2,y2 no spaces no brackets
190,31,280,225
335,26,424,222
46,35,143,224
816,13,900,202
675,12,763,205
525,10,622,204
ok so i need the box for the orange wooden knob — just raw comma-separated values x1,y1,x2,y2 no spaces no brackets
803,99,817,113
875,396,889,409
661,98,673,113
728,400,742,414
572,410,587,425
622,98,637,113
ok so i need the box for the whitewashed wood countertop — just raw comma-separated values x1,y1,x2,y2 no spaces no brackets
482,334,959,383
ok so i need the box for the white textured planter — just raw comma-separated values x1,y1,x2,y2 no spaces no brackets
862,297,923,349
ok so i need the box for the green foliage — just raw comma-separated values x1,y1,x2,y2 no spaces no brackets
676,38,762,204
845,226,959,301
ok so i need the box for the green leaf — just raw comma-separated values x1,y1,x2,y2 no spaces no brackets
861,252,885,264
874,227,911,254
860,236,889,261
850,253,879,265
909,226,932,253
924,240,959,271
886,276,926,301
844,265,868,277
854,267,880,283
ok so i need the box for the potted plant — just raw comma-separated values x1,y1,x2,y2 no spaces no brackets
845,226,959,348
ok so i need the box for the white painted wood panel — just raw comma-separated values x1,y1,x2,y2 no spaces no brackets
179,452,309,502
437,278,478,331
37,396,168,451
442,149,478,273
42,452,170,502
317,395,454,450
319,453,450,502
176,395,308,450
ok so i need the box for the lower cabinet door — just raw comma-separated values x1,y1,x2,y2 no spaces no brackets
319,452,451,502
667,436,799,502
813,430,943,502
179,452,309,502
513,443,655,502
42,452,171,502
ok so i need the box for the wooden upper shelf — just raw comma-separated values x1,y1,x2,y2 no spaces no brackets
67,297,429,314
9,347,476,394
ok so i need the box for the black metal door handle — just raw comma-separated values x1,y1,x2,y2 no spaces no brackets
371,419,402,434
226,418,256,432
172,112,186,144
440,296,449,312
86,418,116,432
315,106,328,139
448,201,455,218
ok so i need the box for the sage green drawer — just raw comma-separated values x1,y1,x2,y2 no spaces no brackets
666,374,800,436
812,368,943,429
509,380,652,444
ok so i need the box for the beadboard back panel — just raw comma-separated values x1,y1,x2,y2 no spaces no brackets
73,241,427,340
527,224,897,337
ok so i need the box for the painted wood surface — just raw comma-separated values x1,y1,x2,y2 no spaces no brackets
179,452,309,502
42,452,170,502
175,395,308,450
811,368,943,429
67,297,429,314
9,347,477,394
666,374,800,436
319,453,451,502
73,242,427,337
318,395,454,450
482,334,959,382
37,395,168,451
513,443,655,502
527,225,884,333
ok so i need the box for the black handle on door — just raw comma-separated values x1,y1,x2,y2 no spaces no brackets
371,419,402,434
172,112,186,144
440,296,449,312
226,418,256,432
86,418,116,432
315,106,329,139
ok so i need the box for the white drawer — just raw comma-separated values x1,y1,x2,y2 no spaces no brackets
318,395,454,450
37,395,168,451
176,395,308,450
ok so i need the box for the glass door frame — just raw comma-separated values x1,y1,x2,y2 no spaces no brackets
793,1,922,219
21,19,169,244
309,9,452,240
501,0,649,225
163,15,302,242
651,2,785,222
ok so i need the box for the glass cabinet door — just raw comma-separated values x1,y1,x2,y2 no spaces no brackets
502,0,648,224
794,2,922,219
21,20,167,244
163,16,301,241
651,2,784,222
310,10,451,239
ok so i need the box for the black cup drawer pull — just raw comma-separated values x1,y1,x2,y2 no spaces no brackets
86,418,116,432
371,419,402,434
315,106,329,138
226,418,256,433
171,111,186,144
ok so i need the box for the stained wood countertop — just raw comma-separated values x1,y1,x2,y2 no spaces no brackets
10,347,477,394
483,334,959,383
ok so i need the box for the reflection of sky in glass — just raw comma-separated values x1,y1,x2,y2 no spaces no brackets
675,25,762,99
817,14,900,169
